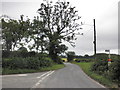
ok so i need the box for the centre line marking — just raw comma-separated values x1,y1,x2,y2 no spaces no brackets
32,71,54,88
37,71,52,79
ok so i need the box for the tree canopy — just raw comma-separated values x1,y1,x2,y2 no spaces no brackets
1,0,82,63
36,0,82,63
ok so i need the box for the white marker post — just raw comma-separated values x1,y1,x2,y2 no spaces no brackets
105,50,111,66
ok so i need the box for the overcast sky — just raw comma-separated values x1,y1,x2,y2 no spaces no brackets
1,0,119,55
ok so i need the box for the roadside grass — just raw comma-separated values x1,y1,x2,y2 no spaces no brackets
2,64,65,75
73,62,118,88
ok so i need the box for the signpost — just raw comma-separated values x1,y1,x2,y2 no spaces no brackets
105,50,111,66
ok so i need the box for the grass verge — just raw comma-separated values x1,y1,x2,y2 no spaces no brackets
73,62,118,88
2,64,65,75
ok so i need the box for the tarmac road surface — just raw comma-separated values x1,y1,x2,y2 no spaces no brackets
2,63,105,89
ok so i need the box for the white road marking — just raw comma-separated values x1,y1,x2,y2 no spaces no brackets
17,74,27,76
37,71,52,79
2,74,28,77
32,71,54,88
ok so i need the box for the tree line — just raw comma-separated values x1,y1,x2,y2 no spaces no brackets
1,0,82,63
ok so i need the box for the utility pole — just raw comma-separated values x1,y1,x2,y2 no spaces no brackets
93,19,96,57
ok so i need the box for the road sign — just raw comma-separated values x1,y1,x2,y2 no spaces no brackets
108,59,112,62
105,50,110,52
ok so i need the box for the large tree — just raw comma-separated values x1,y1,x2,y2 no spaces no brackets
2,18,19,51
1,15,47,53
1,15,30,51
37,0,82,63
29,16,48,53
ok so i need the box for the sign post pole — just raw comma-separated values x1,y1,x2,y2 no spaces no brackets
105,50,111,67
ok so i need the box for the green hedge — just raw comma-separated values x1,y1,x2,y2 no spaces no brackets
75,58,94,62
2,50,49,58
91,59,108,75
109,60,120,84
2,57,53,70
91,55,120,86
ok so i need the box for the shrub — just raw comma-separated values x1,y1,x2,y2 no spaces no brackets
91,59,108,75
2,57,27,69
27,57,40,69
39,57,53,67
2,50,29,58
2,58,12,68
2,50,11,58
56,57,63,64
10,51,29,58
66,51,75,62
2,57,53,70
75,59,81,62
75,58,94,62
28,51,36,57
12,57,28,69
109,60,120,84
10,51,20,57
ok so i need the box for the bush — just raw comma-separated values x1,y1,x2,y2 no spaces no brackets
2,58,13,68
2,50,50,59
39,57,53,67
75,59,81,62
91,59,108,75
109,60,120,84
27,57,41,69
2,57,53,70
2,50,29,58
10,51,29,58
66,51,75,62
2,50,11,58
75,58,94,62
3,57,28,69
28,51,36,57
56,57,63,64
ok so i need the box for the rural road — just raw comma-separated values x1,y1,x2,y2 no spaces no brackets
2,63,105,89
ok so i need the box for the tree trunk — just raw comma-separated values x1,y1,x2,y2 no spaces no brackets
49,43,62,64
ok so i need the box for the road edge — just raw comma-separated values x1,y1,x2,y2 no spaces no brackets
72,63,106,88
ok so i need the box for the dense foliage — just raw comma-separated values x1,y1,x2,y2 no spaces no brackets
91,59,108,75
91,54,120,86
75,58,94,62
36,1,82,63
2,57,53,70
109,59,120,84
2,50,36,58
66,51,75,62
1,1,82,64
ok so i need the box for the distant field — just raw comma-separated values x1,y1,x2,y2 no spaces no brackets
61,58,93,62
61,58,67,62
61,58,79,62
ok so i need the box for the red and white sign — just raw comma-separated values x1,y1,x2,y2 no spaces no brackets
108,59,112,62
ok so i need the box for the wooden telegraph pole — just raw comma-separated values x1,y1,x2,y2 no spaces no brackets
93,19,97,59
